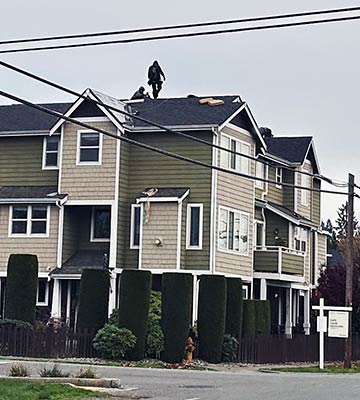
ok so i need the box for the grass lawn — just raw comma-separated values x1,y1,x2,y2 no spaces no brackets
269,365,360,374
0,379,107,400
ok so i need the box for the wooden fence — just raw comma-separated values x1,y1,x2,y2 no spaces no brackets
0,325,359,363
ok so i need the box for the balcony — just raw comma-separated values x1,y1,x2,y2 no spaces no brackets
254,246,305,276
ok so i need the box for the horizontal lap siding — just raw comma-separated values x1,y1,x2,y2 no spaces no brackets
60,121,117,200
283,170,294,210
265,211,289,247
120,132,212,270
0,136,57,186
141,203,178,269
62,207,79,264
312,179,321,224
296,163,312,220
215,126,255,278
318,234,327,270
266,167,283,205
282,253,304,275
254,251,278,272
0,205,59,272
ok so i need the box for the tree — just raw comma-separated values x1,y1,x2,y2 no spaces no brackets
321,219,337,250
334,202,359,241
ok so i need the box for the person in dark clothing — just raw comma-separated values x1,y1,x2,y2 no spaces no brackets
147,60,166,99
131,86,148,100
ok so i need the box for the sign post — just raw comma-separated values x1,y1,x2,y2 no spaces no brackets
312,298,352,370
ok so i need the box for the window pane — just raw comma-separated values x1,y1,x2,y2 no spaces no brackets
133,207,141,246
31,221,47,234
220,136,230,168
240,144,250,174
233,212,240,251
94,209,110,239
256,223,264,247
239,214,249,253
46,136,59,151
81,133,99,147
80,148,99,162
190,207,200,247
228,211,234,250
46,153,58,167
301,241,306,252
230,140,236,170
218,209,228,250
32,206,47,219
37,279,47,303
13,207,27,219
12,221,27,234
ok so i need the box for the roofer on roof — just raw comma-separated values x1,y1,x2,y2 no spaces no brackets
147,61,166,99
131,86,148,100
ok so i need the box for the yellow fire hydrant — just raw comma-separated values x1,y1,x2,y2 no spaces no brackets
184,337,196,362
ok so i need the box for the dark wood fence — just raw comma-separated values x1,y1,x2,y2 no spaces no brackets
0,325,97,359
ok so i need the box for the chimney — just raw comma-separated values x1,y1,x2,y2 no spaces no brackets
259,127,273,138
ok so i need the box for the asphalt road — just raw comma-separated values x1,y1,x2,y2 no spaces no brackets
0,360,359,400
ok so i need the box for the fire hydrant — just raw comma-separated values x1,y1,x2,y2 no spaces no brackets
184,337,196,362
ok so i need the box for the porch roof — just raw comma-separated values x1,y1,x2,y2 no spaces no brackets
136,187,190,203
52,251,107,276
0,185,67,203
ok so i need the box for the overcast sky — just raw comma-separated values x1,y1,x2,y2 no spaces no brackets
1,0,359,222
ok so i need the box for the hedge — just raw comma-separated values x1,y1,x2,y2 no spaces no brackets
5,254,38,324
118,270,152,360
161,273,193,363
242,300,256,337
225,278,243,338
198,275,226,363
254,300,271,335
77,269,110,331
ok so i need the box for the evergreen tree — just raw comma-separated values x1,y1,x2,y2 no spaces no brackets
321,218,337,250
334,202,359,241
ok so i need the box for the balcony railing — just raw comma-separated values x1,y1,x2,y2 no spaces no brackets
254,246,305,276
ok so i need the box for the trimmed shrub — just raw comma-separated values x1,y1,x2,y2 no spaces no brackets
221,334,239,362
161,273,193,363
77,269,110,331
5,254,38,324
242,300,256,337
118,270,152,360
198,275,227,363
93,324,136,360
254,300,271,335
0,319,33,330
225,278,243,339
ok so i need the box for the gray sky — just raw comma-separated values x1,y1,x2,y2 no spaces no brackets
1,0,359,223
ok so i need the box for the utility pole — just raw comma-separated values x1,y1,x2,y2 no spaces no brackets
344,173,355,369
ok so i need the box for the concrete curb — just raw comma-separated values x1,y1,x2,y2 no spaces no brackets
3,376,122,388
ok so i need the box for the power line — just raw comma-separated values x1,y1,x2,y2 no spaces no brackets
1,6,360,46
1,14,360,55
0,88,350,196
0,59,338,183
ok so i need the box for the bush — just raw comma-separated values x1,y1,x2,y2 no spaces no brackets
5,254,38,324
118,270,152,360
198,275,227,363
93,324,136,360
77,269,110,331
108,308,119,325
0,319,33,330
161,273,193,363
254,300,271,335
39,364,69,377
74,367,98,379
243,300,256,337
8,363,30,377
149,291,162,320
221,334,239,362
146,318,164,359
225,278,243,338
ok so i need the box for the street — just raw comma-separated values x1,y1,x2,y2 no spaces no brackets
0,360,359,399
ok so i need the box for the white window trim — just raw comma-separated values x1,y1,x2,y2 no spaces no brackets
36,279,49,306
242,285,249,300
42,135,60,170
130,204,142,249
90,206,111,243
218,205,250,256
255,160,265,189
8,205,50,238
76,130,103,166
220,132,250,174
186,203,203,250
275,167,283,189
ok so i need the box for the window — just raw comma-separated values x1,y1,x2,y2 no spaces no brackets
130,204,142,249
220,134,250,174
186,204,203,249
254,221,264,247
43,136,60,169
255,161,265,189
37,278,49,306
293,227,307,253
77,131,102,164
91,207,111,242
275,168,282,188
218,207,249,254
10,205,49,237
300,172,311,206
242,286,249,300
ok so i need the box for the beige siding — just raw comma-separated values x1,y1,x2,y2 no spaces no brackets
318,233,327,270
0,205,59,273
296,162,313,220
141,203,178,269
265,167,283,205
215,126,255,278
304,230,311,284
62,207,79,264
60,121,117,200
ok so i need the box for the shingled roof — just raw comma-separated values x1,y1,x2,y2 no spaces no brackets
264,136,313,164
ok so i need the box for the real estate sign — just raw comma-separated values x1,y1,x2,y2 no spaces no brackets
328,311,349,338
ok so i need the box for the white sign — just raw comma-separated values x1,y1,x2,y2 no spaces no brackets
317,316,328,333
328,311,349,338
